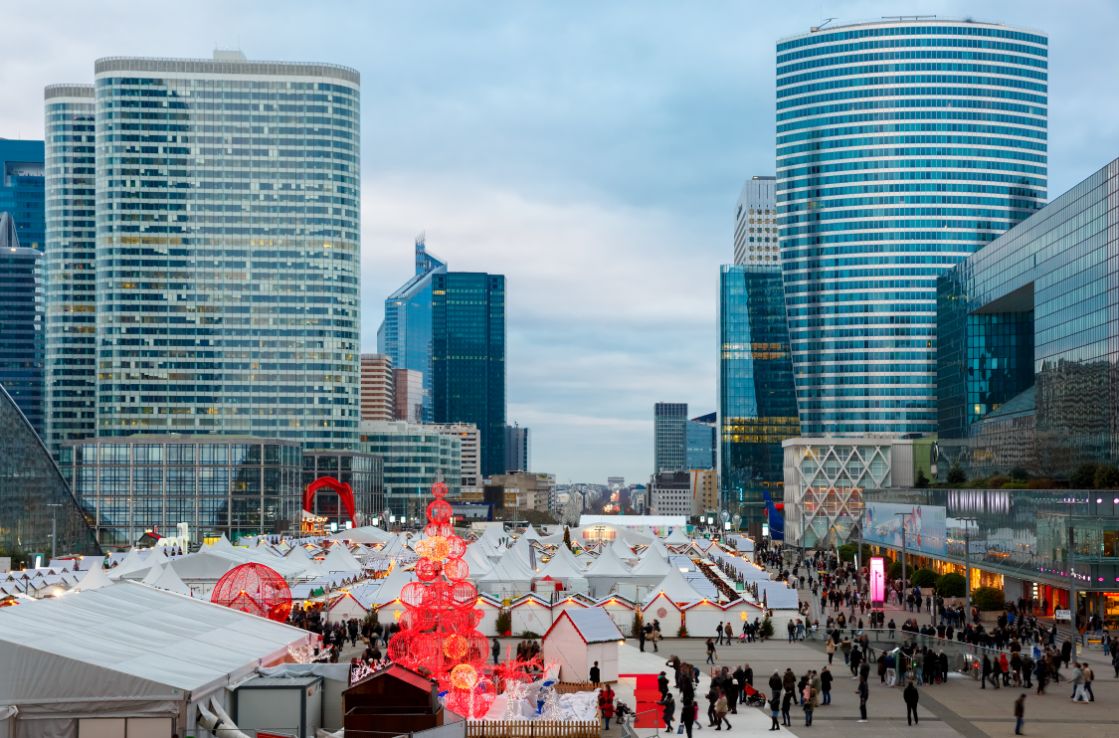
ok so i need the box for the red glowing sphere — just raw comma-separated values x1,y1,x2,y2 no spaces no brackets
210,563,293,622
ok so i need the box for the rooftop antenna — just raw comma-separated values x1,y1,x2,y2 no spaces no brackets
811,18,836,32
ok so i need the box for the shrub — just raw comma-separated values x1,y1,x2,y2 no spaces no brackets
910,568,938,588
631,611,644,638
519,630,541,639
888,559,904,581
1094,465,1119,489
677,624,689,638
1071,463,1098,489
759,617,774,640
915,470,930,488
972,586,1005,611
987,475,1010,488
1001,481,1028,490
837,543,858,563
563,526,573,551
495,609,512,636
947,466,967,485
936,572,966,598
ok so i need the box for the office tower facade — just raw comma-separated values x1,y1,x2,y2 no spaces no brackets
393,368,424,423
686,413,716,470
936,157,1119,479
654,402,688,472
648,470,691,516
0,208,45,437
0,384,100,558
378,237,446,423
719,265,800,527
433,422,482,491
301,449,383,528
79,53,360,448
504,423,530,472
359,420,462,519
360,354,395,421
43,85,97,458
432,272,506,476
777,20,1048,437
733,176,778,266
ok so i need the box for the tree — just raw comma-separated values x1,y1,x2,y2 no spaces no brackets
1094,464,1119,489
837,543,858,563
888,559,904,582
562,526,573,552
759,617,774,640
915,470,930,488
936,572,966,598
1071,463,1098,489
972,586,1005,611
947,466,967,485
910,568,938,588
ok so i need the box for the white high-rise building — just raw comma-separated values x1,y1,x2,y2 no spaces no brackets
433,422,482,492
733,176,777,266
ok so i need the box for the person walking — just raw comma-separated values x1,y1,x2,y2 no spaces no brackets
660,690,676,733
724,622,734,645
682,699,696,738
768,692,781,731
715,689,732,731
590,661,601,687
653,620,662,652
825,636,836,664
783,668,798,705
856,679,869,723
716,621,725,646
803,682,818,726
1083,662,1095,702
781,687,794,726
903,680,919,726
820,666,833,705
599,686,615,730
1014,693,1026,735
492,638,501,664
706,638,717,665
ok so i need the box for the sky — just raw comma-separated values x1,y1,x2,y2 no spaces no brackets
5,0,1119,483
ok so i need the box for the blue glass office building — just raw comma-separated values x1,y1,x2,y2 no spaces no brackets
777,20,1048,436
378,238,446,422
937,157,1119,478
432,272,506,477
0,138,45,436
718,265,800,527
86,53,361,448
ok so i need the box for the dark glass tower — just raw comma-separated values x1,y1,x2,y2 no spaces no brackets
718,265,800,527
0,140,46,437
432,272,506,477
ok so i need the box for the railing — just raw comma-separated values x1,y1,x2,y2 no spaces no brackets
464,721,600,738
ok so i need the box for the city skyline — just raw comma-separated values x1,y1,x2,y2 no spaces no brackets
5,1,1119,481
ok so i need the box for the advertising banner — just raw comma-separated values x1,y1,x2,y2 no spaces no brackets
869,556,886,605
864,502,947,556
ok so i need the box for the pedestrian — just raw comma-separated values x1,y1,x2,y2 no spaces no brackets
639,624,648,652
783,668,798,704
658,671,670,699
590,661,601,687
1070,662,1087,702
820,666,833,706
1083,662,1095,702
682,699,696,738
724,622,734,645
706,638,717,665
716,621,725,646
715,689,732,731
825,636,836,664
856,679,869,722
653,620,662,653
803,682,817,726
781,688,793,726
599,686,615,730
1014,693,1026,735
903,680,919,726
768,692,781,731
660,690,676,732
492,638,501,664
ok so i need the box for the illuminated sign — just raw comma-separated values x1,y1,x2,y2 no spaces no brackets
870,557,886,605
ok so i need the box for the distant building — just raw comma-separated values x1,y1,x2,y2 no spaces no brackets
504,424,530,472
359,420,462,520
689,468,719,518
686,413,716,470
378,237,446,423
607,476,625,489
433,422,482,493
0,206,45,437
733,176,777,266
360,354,395,422
302,449,384,529
432,272,506,477
648,470,691,517
393,368,425,423
488,471,556,513
718,265,799,530
654,402,688,472
0,383,100,558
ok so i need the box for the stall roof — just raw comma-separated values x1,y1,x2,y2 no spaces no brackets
579,515,687,529
0,581,317,703
544,606,625,644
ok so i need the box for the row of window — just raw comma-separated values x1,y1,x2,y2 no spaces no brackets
778,50,1049,77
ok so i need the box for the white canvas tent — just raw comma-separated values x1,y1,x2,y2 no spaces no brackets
542,607,624,683
583,546,631,598
0,582,317,738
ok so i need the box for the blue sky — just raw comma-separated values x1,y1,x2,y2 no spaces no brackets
5,0,1119,483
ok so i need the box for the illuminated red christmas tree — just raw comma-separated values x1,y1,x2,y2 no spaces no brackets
387,481,496,717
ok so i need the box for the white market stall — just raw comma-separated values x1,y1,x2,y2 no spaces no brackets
542,608,624,684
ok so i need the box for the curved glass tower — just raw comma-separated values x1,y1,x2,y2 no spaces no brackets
92,53,361,448
777,19,1048,436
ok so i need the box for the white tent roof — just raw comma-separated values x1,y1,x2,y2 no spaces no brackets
559,606,625,644
329,525,394,545
477,556,533,585
584,545,631,578
72,565,113,592
203,533,235,552
521,524,542,541
379,535,407,557
663,527,691,545
506,536,537,571
109,548,150,580
610,535,637,561
643,566,707,606
319,543,363,574
643,537,671,559
538,547,586,580
144,565,192,597
463,542,494,576
629,549,672,577
371,565,416,605
0,582,317,705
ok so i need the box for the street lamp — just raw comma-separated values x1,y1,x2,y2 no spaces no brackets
956,516,978,622
894,512,911,593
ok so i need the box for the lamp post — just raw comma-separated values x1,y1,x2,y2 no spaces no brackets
956,516,978,623
894,512,911,595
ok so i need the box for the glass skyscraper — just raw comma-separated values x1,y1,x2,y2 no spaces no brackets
776,20,1048,436
378,237,446,422
45,53,362,450
654,402,688,472
0,140,46,435
718,265,800,527
44,85,97,458
432,272,506,477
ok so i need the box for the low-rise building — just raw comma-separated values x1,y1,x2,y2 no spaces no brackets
689,468,719,517
488,471,556,513
648,471,691,517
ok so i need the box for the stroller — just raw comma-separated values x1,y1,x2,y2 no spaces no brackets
742,684,768,708
614,700,634,725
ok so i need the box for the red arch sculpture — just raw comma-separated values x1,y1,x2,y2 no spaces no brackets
303,476,357,527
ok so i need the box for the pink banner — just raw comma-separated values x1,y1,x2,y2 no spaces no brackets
870,556,885,605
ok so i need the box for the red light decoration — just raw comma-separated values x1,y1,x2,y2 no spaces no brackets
210,562,293,622
387,481,496,718
303,476,357,527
